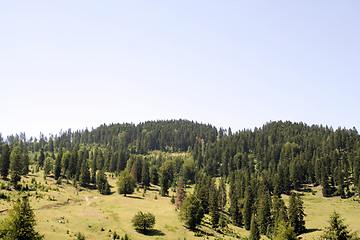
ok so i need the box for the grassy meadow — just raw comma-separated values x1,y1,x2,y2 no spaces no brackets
0,169,360,240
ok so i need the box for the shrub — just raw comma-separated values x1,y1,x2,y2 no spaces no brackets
131,211,155,232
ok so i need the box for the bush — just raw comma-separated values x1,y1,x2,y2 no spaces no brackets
131,211,155,232
75,232,86,240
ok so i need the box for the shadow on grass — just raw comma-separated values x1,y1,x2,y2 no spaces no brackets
305,228,320,234
184,225,214,237
125,195,144,200
146,187,159,192
136,229,165,236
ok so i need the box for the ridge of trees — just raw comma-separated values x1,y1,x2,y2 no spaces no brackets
1,120,360,238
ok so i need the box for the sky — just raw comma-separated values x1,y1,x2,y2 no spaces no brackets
1,1,360,139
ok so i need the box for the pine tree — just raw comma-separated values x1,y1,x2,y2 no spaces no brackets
274,220,298,240
273,196,288,229
38,148,45,167
243,186,253,230
159,160,174,196
321,211,358,240
141,160,150,188
79,160,90,187
43,157,52,177
150,166,159,185
62,151,71,178
96,169,111,195
21,149,30,175
219,177,227,212
0,196,43,239
130,162,137,183
91,152,97,184
288,193,306,235
175,177,187,209
209,180,220,228
69,147,78,178
10,146,22,187
229,175,242,227
0,144,11,179
180,194,204,229
249,214,260,240
258,189,272,235
54,147,63,180
194,173,211,213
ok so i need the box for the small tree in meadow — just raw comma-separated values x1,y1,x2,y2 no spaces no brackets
132,211,155,232
117,171,136,196
321,211,359,240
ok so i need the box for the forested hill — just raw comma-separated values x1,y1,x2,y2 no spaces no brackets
1,120,360,198
4,119,218,153
1,119,360,237
199,121,360,197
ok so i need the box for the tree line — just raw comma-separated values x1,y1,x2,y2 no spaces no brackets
1,119,360,238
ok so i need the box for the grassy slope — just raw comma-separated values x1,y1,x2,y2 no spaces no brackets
1,171,360,239
299,186,360,239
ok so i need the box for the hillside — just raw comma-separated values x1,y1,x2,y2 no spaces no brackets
1,120,360,239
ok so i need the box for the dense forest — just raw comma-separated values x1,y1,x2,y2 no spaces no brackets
1,119,359,239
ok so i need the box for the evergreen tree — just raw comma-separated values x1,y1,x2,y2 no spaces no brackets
272,196,288,229
0,196,43,239
258,189,272,235
180,194,204,230
209,180,220,228
194,173,211,213
0,144,11,179
321,211,358,240
62,151,71,178
159,160,174,196
90,151,97,184
54,147,63,180
79,160,90,187
10,146,22,187
134,157,143,183
229,175,242,227
229,198,242,227
322,174,332,197
96,169,111,195
21,149,30,175
150,166,159,185
219,177,227,212
44,157,52,177
141,160,150,188
117,170,136,196
274,220,298,240
175,177,187,209
288,192,306,235
69,147,78,178
130,162,137,182
38,148,45,167
243,186,253,230
249,214,260,240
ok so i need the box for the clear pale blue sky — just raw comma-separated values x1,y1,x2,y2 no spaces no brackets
1,1,359,138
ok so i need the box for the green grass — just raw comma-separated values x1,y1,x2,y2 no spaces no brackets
1,171,360,239
298,186,360,239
